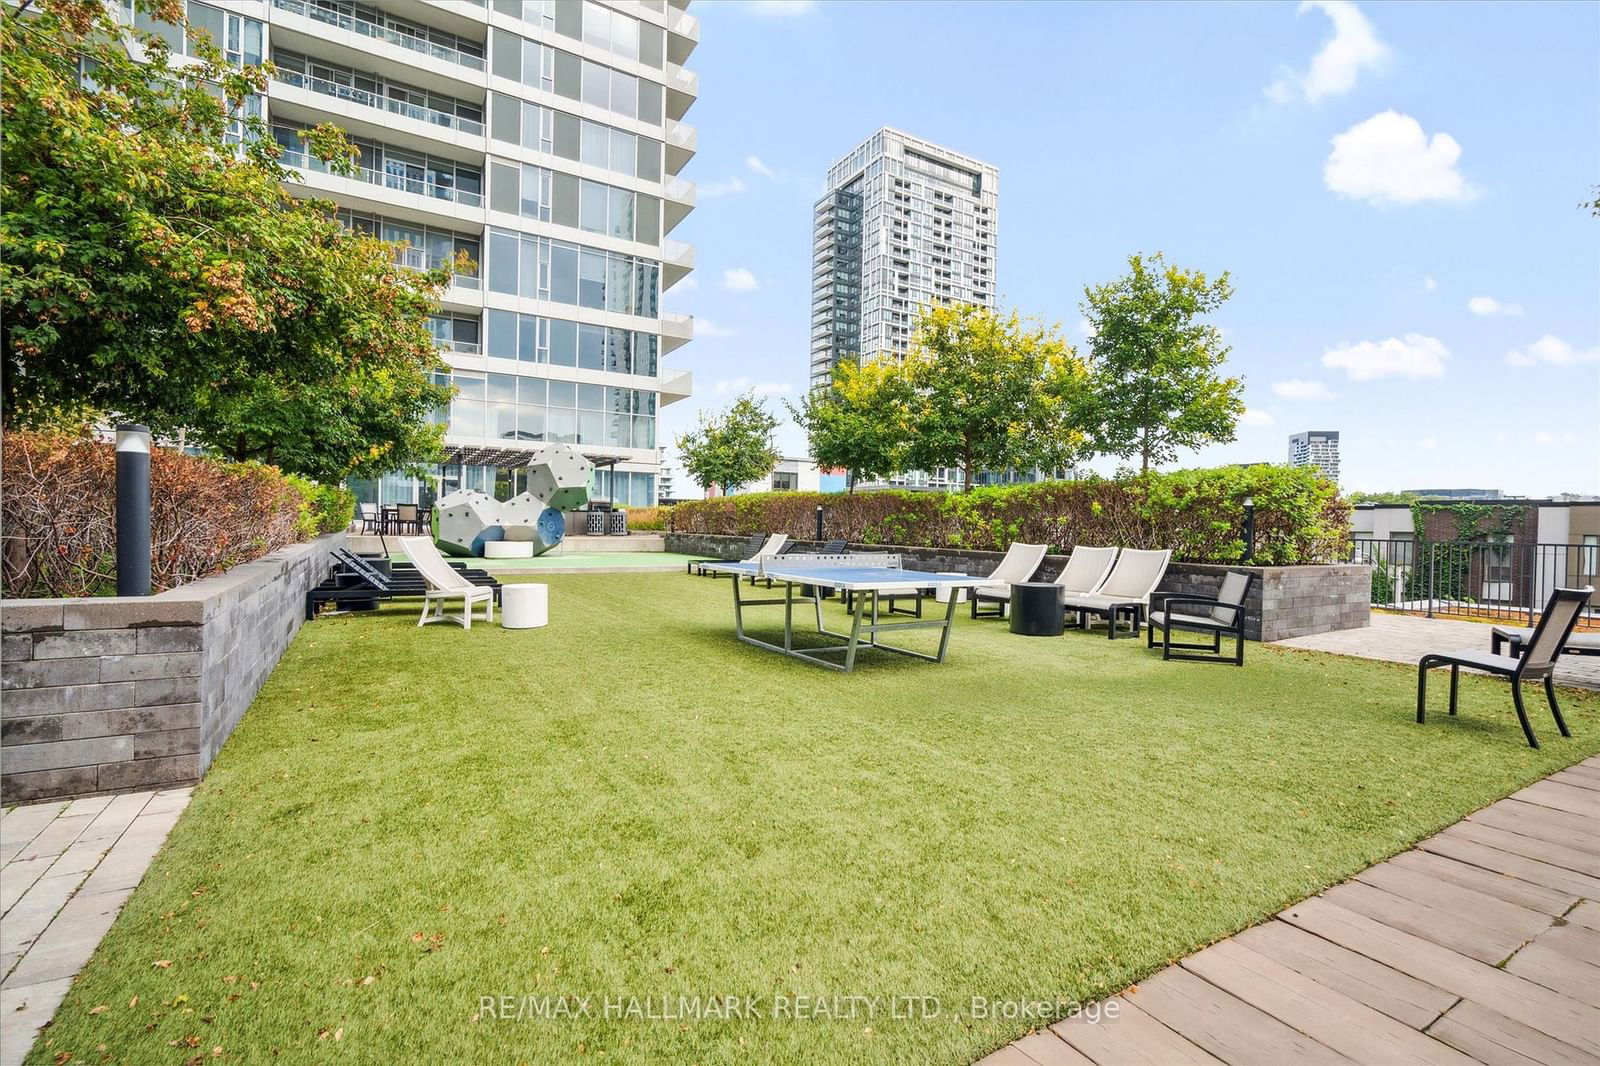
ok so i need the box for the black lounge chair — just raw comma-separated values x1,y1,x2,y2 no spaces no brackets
688,532,766,576
1491,624,1600,658
1417,586,1592,748
306,549,501,620
1147,571,1254,666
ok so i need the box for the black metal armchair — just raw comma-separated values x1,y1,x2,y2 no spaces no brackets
1147,571,1254,665
1417,586,1592,748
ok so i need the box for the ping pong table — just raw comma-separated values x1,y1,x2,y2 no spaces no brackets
703,553,977,672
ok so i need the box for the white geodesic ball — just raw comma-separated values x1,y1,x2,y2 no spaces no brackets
524,444,591,512
435,489,501,556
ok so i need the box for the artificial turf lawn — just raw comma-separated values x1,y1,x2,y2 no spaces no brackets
31,573,1600,1065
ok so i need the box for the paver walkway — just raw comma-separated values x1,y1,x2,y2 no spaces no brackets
0,788,192,1066
1276,611,1600,690
980,756,1600,1066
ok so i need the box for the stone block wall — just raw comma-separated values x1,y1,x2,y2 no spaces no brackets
2,533,343,803
664,534,1371,643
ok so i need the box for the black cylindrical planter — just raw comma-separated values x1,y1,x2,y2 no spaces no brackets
1009,582,1066,637
115,425,152,597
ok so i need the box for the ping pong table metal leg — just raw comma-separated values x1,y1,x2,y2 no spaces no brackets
843,587,867,672
933,587,959,662
783,580,795,652
732,572,746,639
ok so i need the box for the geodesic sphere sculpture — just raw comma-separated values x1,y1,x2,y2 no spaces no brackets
524,444,592,511
500,493,566,555
434,489,502,557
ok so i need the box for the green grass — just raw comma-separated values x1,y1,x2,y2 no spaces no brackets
33,574,1600,1065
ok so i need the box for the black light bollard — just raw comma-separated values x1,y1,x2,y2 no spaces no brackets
815,505,824,543
1242,495,1256,563
116,424,152,596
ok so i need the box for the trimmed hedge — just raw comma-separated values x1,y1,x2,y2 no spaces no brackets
287,475,357,538
668,466,1350,565
1,430,334,598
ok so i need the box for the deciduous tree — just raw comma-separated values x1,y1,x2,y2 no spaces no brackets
899,305,1089,492
1080,253,1243,473
0,0,450,480
676,392,780,497
786,360,912,492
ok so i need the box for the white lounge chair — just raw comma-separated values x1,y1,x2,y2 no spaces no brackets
1059,548,1172,639
969,542,1050,619
398,536,495,629
1052,546,1119,596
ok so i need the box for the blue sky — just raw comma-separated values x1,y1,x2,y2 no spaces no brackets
662,0,1600,496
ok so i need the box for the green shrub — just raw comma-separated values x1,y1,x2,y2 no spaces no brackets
285,475,357,539
625,506,668,531
668,466,1349,565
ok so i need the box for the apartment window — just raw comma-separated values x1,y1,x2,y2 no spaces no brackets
1486,538,1515,585
427,314,481,353
1582,535,1599,580
485,230,660,315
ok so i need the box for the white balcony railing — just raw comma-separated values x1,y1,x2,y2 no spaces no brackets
281,149,483,207
273,69,484,137
395,247,480,290
271,0,486,72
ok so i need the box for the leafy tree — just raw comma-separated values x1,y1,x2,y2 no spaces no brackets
1348,490,1419,506
786,360,912,492
1080,252,1243,473
898,304,1089,492
676,392,780,497
0,0,450,480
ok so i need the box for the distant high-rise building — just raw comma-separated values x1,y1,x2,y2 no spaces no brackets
809,128,998,489
1288,430,1341,482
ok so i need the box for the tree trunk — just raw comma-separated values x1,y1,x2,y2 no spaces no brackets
963,445,976,493
1140,429,1151,474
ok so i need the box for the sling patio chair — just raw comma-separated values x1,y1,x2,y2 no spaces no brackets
688,532,766,576
1491,622,1600,658
1059,548,1172,639
1052,546,1119,597
968,543,1050,619
1417,586,1592,749
1147,570,1254,665
398,536,496,629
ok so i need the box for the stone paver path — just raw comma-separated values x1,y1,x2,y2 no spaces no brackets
0,788,191,1066
980,757,1600,1066
1276,611,1600,689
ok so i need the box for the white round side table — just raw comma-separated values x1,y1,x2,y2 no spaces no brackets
933,573,971,603
483,541,534,559
500,584,548,629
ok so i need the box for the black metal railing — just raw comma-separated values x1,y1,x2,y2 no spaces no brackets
1351,538,1599,624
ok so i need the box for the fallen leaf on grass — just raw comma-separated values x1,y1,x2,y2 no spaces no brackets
153,960,172,969
88,1005,108,1015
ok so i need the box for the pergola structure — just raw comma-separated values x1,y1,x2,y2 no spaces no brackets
437,444,632,506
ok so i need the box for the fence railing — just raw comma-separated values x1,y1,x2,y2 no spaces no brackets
271,0,486,71
279,148,483,207
272,70,484,136
1352,538,1599,625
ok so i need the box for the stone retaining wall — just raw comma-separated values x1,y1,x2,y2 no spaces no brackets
2,533,344,803
664,533,1370,643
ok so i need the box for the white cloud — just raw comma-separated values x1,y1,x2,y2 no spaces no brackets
1324,112,1476,205
1505,334,1600,368
1423,275,1438,292
735,0,817,15
1466,296,1523,317
1321,334,1449,380
1077,316,1097,339
1419,437,1438,450
1241,409,1276,427
694,318,738,339
1266,0,1388,103
745,155,776,178
1271,378,1337,400
700,177,747,199
675,276,699,291
713,377,792,397
722,267,760,292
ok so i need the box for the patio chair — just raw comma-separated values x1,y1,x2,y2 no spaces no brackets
1490,623,1600,658
395,503,421,535
968,543,1050,619
1147,570,1254,665
1052,546,1119,596
706,533,788,581
688,532,765,576
397,536,495,629
1059,548,1172,639
1417,586,1592,749
357,503,380,534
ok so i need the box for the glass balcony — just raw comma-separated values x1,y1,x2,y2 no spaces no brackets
271,0,485,72
279,147,483,207
394,247,480,289
272,69,484,137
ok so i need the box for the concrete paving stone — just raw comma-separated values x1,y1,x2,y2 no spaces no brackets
74,792,152,845
140,787,194,814
59,796,113,821
0,802,66,846
43,837,112,880
76,834,167,897
0,872,86,956
0,858,55,916
0,904,119,988
10,813,93,864
0,976,73,1066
